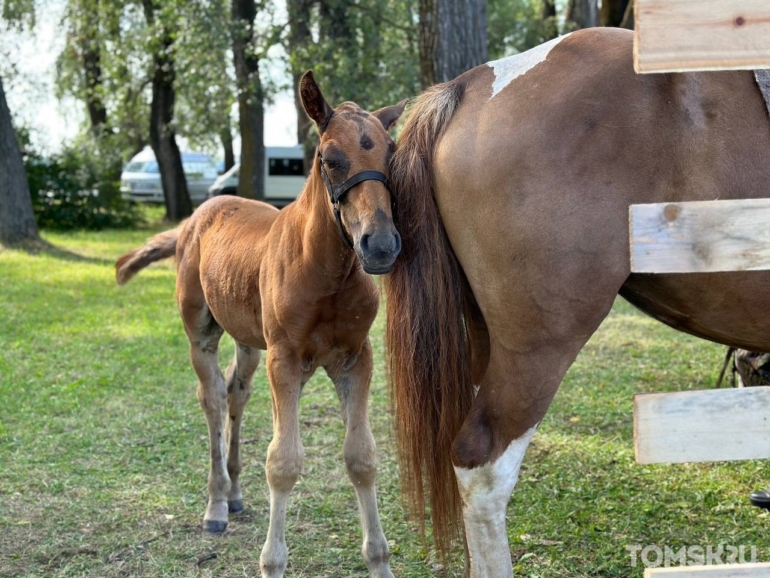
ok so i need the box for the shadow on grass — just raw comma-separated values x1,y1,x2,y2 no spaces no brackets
1,237,114,266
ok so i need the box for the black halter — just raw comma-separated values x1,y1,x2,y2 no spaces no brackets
317,151,392,250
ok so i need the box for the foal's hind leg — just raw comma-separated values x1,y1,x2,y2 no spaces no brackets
260,347,304,578
182,304,231,534
327,340,394,578
224,342,260,514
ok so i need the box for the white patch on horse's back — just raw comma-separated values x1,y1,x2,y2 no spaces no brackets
487,34,572,100
454,425,538,577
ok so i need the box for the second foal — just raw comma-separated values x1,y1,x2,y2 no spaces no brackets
116,71,405,578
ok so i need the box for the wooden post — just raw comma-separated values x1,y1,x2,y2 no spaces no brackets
645,563,770,577
629,199,770,274
634,0,770,73
634,388,770,465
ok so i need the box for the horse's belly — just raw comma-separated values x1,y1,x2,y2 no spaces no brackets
200,268,267,350
620,272,770,352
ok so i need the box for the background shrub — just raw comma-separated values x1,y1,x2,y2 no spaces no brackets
23,137,144,231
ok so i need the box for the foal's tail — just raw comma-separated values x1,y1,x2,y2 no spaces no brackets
384,80,473,556
115,223,185,285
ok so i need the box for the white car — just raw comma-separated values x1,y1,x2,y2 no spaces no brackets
207,146,307,207
120,148,218,204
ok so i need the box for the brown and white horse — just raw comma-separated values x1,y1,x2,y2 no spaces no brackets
116,71,405,578
386,28,770,577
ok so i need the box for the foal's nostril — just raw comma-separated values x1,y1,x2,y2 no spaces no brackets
360,233,371,253
393,232,402,255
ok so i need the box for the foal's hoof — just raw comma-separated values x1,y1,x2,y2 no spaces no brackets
228,500,244,514
203,520,228,534
750,489,770,510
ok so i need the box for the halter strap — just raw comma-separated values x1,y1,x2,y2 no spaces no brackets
317,152,392,250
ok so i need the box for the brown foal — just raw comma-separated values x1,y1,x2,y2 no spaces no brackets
116,71,405,578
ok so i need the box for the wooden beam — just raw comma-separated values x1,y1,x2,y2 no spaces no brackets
634,0,770,73
634,387,770,464
629,199,770,273
645,564,770,577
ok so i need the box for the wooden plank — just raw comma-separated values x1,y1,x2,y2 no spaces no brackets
629,199,770,273
634,0,770,73
645,563,770,577
634,387,770,464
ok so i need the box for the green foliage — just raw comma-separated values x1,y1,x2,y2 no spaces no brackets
174,0,235,152
23,135,143,230
56,0,153,159
290,0,420,111
487,0,555,59
1,0,35,28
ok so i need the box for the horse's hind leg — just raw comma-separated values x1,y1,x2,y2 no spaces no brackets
181,298,230,534
260,347,304,578
224,342,260,514
452,290,620,577
327,340,393,578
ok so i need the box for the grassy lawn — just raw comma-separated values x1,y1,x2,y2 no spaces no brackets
0,221,767,577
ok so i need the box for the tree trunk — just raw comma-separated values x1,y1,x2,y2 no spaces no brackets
600,0,629,27
232,0,265,200
541,0,558,40
619,0,635,29
566,0,598,29
142,0,192,221
287,0,313,174
419,0,487,88
0,75,40,247
80,0,108,136
220,127,235,173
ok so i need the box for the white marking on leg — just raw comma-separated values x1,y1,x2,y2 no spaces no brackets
487,35,572,100
454,425,537,578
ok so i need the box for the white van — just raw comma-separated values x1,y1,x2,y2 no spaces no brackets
120,148,218,204
208,146,306,206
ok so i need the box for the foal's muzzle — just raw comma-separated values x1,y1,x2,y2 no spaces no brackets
357,228,401,275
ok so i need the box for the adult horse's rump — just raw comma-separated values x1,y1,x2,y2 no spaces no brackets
386,27,770,577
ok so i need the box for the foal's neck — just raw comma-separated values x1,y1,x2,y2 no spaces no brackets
292,167,358,286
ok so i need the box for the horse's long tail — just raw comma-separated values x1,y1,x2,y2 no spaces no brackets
385,80,473,556
115,223,185,285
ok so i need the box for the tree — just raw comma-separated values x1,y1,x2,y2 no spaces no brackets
620,0,634,29
287,0,313,173
174,0,236,170
232,0,265,199
566,0,598,29
142,0,192,220
487,0,555,59
600,0,628,27
0,73,40,246
419,0,487,87
541,0,557,40
286,0,419,118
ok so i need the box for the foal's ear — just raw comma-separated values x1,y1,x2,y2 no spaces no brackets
372,99,408,131
300,70,334,133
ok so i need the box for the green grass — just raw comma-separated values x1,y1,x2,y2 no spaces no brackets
0,223,767,577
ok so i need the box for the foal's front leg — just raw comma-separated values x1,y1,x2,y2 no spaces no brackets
260,348,304,578
328,340,394,578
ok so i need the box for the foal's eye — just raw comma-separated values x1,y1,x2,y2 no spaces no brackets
325,160,341,170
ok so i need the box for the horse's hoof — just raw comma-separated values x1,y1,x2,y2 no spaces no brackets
749,489,770,510
228,500,244,514
203,520,228,534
